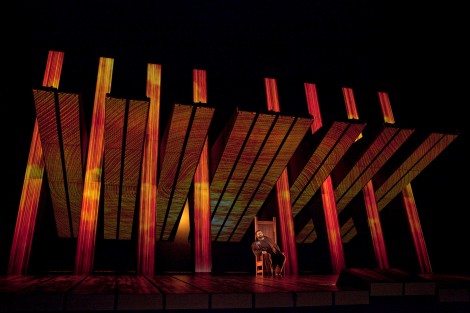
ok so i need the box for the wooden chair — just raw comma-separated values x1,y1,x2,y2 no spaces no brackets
254,216,280,276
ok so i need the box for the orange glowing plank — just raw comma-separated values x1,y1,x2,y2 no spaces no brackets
157,104,214,241
298,84,349,272
290,121,366,216
322,176,345,274
75,57,114,274
194,141,212,272
378,92,395,124
343,87,359,120
265,78,280,112
9,51,63,275
304,83,323,132
334,127,414,214
375,132,458,211
138,63,161,276
193,69,207,103
342,87,363,142
42,51,64,88
363,181,389,269
193,68,212,273
260,76,300,275
276,168,298,275
402,184,432,273
8,124,44,275
231,116,313,242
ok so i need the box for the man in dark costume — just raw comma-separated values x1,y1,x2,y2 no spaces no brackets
251,230,286,276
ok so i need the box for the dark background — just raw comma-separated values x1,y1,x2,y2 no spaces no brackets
3,0,468,275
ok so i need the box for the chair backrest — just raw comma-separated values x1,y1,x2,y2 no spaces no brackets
254,216,277,244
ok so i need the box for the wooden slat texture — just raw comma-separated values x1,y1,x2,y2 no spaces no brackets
157,104,214,241
0,276,58,312
0,272,469,311
146,275,209,310
9,275,87,311
66,275,117,311
116,275,163,310
210,110,313,242
170,274,253,309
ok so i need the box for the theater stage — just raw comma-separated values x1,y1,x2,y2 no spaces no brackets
1,269,469,312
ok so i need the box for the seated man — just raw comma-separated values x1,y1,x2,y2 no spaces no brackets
251,230,286,276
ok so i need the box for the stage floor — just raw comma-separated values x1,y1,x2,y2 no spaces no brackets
1,269,469,312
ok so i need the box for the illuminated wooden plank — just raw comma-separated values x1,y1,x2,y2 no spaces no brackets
376,133,458,211
75,57,114,275
290,121,365,217
193,68,212,273
120,99,149,240
103,97,126,239
157,104,214,241
9,51,63,275
363,180,389,269
296,219,317,243
103,97,149,240
57,92,85,238
33,88,72,238
42,51,64,88
162,106,213,241
340,218,356,243
32,89,87,239
137,63,162,276
402,184,432,273
194,142,212,272
323,175,345,273
231,116,313,242
335,127,414,214
210,111,256,240
157,104,192,240
213,113,275,241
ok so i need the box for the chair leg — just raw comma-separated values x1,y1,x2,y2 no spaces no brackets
279,254,287,276
256,258,264,276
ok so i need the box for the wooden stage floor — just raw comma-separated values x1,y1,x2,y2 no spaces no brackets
1,269,469,312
